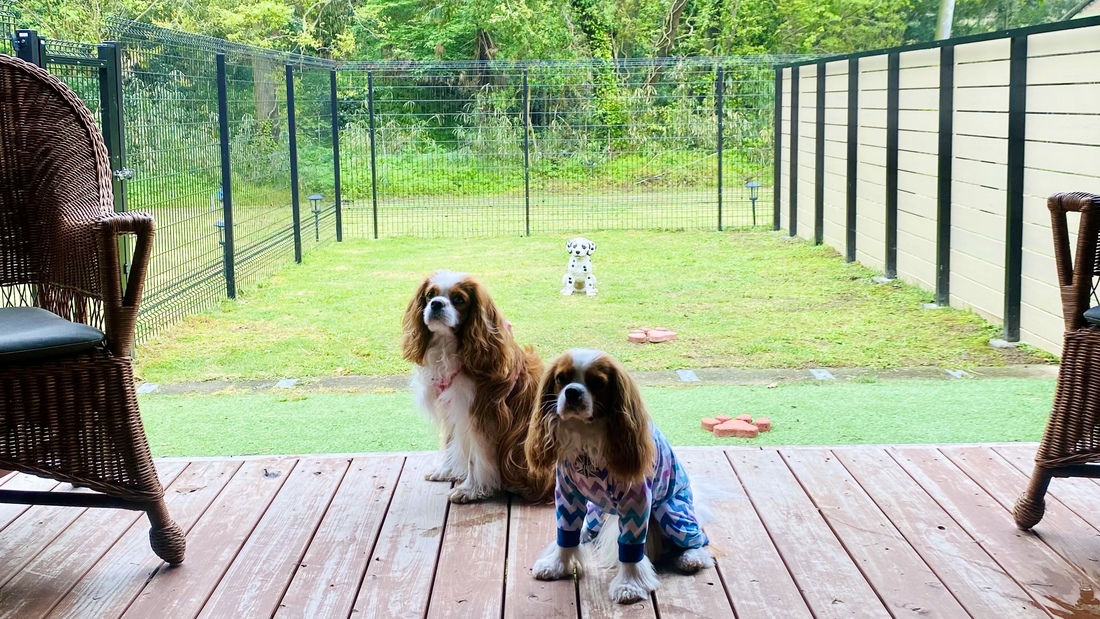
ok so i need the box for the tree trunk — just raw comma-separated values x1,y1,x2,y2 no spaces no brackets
645,0,689,88
252,56,280,140
934,0,955,40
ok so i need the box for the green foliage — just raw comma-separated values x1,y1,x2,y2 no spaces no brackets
7,0,1085,62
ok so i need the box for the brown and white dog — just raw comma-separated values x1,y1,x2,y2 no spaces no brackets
401,270,553,504
526,349,714,603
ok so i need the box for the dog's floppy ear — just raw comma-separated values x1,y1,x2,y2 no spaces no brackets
456,278,514,381
603,356,655,485
400,277,432,365
526,356,565,475
566,239,574,252
588,240,596,254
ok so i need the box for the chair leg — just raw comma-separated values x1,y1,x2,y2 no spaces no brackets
1013,465,1052,530
145,498,186,565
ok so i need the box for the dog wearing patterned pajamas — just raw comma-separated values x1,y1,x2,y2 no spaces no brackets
525,348,714,604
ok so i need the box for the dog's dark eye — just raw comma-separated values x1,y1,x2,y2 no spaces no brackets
555,373,568,386
453,297,465,306
589,376,606,390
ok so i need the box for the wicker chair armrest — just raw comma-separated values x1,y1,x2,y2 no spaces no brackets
94,212,155,356
1048,192,1100,332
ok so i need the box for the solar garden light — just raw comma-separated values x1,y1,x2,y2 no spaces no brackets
308,193,323,241
746,181,761,227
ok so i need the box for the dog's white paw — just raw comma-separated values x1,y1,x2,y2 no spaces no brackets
609,558,659,604
532,554,570,580
532,542,583,580
585,288,598,296
448,484,492,503
675,547,714,574
560,287,573,296
425,468,463,482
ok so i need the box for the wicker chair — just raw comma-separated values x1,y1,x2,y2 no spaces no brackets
0,54,184,563
1014,192,1100,530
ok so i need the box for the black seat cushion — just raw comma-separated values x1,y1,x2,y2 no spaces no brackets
1086,306,1100,327
0,307,105,362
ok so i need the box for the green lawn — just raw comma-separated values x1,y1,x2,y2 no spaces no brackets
135,229,1050,384
140,379,1055,457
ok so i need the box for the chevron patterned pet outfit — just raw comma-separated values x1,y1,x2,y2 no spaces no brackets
554,427,709,563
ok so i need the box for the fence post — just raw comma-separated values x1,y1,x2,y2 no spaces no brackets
13,30,44,68
773,68,782,231
716,65,724,231
814,62,825,245
331,69,343,242
523,68,531,236
98,42,128,214
216,53,237,299
884,52,900,280
1003,35,1028,342
846,58,859,262
936,45,955,305
98,41,132,282
789,65,799,237
368,71,379,240
286,64,303,264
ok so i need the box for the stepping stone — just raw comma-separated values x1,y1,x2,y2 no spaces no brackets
715,414,732,423
736,414,753,423
714,420,759,438
647,328,677,343
628,329,648,343
701,417,721,431
754,417,772,432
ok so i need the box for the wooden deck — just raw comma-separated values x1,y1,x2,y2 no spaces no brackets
2,445,1100,618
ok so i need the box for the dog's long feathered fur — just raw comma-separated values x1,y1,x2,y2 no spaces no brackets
402,270,553,503
526,349,714,604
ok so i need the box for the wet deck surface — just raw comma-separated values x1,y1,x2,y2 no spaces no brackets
0,444,1097,618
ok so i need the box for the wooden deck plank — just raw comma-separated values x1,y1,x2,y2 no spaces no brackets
351,454,451,619
781,448,969,618
196,456,350,619
727,449,890,618
427,496,509,619
943,447,1100,589
649,450,737,619
121,457,295,619
44,460,241,619
274,455,403,619
995,444,1100,534
14,446,1100,618
0,462,188,619
576,551,657,619
681,449,811,619
892,446,1092,617
0,474,60,532
503,501,578,619
834,448,1047,618
0,500,90,587
995,443,1100,525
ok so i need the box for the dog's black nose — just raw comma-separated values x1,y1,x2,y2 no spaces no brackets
430,300,444,312
564,385,583,403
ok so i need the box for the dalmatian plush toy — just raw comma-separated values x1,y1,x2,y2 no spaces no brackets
561,237,598,296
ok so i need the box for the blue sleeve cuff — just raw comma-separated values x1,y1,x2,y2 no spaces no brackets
558,528,581,548
619,543,645,563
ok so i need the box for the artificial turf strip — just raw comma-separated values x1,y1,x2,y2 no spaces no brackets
140,379,1056,457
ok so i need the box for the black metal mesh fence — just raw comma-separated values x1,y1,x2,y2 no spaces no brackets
116,32,224,342
3,16,798,340
337,57,784,237
292,64,338,251
104,21,339,341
